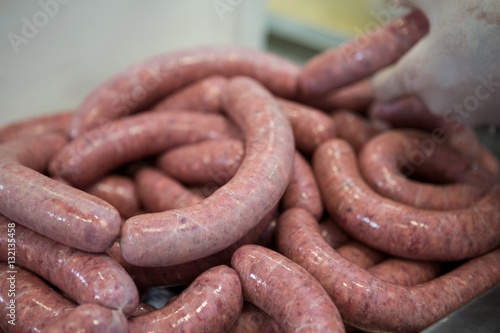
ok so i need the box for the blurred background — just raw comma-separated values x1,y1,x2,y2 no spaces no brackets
0,0,396,126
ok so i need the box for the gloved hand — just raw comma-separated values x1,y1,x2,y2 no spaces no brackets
371,0,500,126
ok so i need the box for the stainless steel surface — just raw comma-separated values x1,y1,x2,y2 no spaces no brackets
421,283,500,333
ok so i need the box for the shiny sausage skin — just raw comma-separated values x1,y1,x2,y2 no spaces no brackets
276,208,500,332
85,175,141,218
359,130,494,210
135,167,203,212
336,241,385,269
231,244,345,333
0,134,121,253
314,138,500,261
71,46,300,137
157,139,244,186
368,258,441,287
0,110,72,143
299,10,429,98
0,263,75,332
0,216,139,315
120,77,295,266
128,265,243,333
331,110,381,153
227,303,281,333
109,210,275,290
276,98,336,155
153,75,227,113
305,79,374,113
281,151,324,219
50,110,237,188
43,304,129,333
131,303,156,317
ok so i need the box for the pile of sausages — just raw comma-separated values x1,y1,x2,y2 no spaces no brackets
0,10,499,333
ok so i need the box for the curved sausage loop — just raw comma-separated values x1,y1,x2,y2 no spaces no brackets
71,46,300,137
276,208,500,332
120,77,295,266
0,134,121,253
314,138,500,261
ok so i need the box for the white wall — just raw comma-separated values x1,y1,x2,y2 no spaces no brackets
0,0,266,127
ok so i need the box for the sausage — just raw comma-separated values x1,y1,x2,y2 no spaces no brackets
120,77,295,266
227,303,281,333
0,134,121,253
129,265,243,333
369,96,482,158
305,79,375,113
359,130,494,210
368,258,441,287
336,241,385,269
318,218,352,249
231,244,345,333
331,110,382,153
299,10,429,98
85,174,141,218
0,110,72,143
0,216,139,315
276,208,500,332
108,209,275,290
135,167,204,212
43,304,129,333
130,303,156,317
49,110,237,187
71,46,300,137
313,138,500,261
153,75,227,113
157,139,244,186
276,98,336,155
281,151,324,219
0,263,75,332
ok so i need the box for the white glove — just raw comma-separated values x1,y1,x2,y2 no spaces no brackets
371,0,500,126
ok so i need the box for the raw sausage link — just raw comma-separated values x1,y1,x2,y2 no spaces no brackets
299,10,429,98
368,258,441,287
109,210,275,290
369,95,482,158
276,208,500,332
336,241,385,269
359,130,494,210
305,79,374,113
128,265,243,333
277,98,336,155
43,304,129,333
131,303,156,317
120,77,295,266
0,110,72,143
71,46,300,137
231,244,345,333
0,134,121,253
227,302,281,333
85,174,141,218
331,110,381,153
314,138,500,261
157,139,244,186
153,75,227,113
281,151,324,219
0,263,75,332
49,110,237,187
135,167,203,212
0,216,139,316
